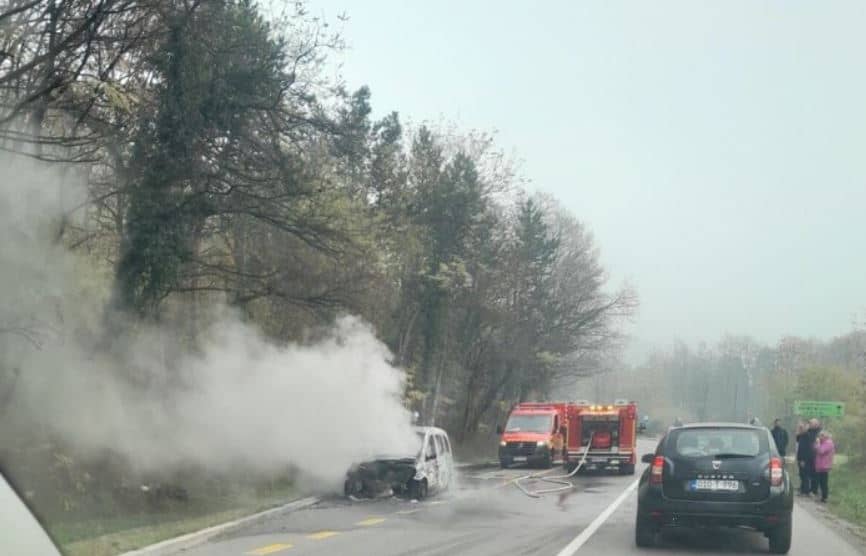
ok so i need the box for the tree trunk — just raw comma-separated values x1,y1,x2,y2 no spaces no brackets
397,306,420,368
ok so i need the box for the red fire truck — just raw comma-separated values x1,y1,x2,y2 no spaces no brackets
563,400,638,475
497,402,569,468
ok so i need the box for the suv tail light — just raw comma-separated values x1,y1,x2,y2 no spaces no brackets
650,456,664,485
769,457,783,487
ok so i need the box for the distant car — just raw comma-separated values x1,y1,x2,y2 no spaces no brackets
635,422,793,554
344,426,454,500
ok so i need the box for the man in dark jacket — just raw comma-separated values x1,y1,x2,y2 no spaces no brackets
806,419,822,495
771,419,789,457
796,419,822,495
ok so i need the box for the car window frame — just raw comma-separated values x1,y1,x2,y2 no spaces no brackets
426,434,437,460
442,434,452,455
434,434,445,455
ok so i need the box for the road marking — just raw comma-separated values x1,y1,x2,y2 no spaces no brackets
307,530,339,540
428,500,446,505
395,509,420,515
245,543,293,555
555,478,639,556
356,517,386,526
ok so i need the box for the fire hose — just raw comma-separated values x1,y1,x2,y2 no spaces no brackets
514,432,594,498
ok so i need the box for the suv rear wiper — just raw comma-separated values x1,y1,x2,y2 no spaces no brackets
711,453,755,459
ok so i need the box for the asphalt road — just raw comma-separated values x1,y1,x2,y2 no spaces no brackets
175,439,863,556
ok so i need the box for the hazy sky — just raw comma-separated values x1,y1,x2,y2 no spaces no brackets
310,0,866,360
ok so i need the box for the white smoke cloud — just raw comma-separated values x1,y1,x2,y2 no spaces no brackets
0,156,417,484
20,313,418,480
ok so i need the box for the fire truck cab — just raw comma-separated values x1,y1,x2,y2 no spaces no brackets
497,402,569,468
563,399,638,475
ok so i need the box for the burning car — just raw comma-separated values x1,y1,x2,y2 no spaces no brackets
344,426,454,500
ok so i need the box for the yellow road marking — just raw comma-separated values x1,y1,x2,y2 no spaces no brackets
307,530,339,540
245,543,293,555
356,517,386,526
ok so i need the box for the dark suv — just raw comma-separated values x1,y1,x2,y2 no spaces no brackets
635,423,793,553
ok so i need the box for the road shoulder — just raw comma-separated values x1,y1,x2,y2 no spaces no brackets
118,497,319,556
795,497,866,554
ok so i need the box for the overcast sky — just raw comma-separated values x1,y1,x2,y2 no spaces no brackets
309,0,866,360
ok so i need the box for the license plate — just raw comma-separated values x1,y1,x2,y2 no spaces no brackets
591,457,607,463
513,456,527,462
689,479,739,492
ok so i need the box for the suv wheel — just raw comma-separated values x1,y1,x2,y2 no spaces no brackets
635,514,656,548
620,464,636,475
768,520,792,554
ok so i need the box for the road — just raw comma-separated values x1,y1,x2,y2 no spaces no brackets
176,439,863,556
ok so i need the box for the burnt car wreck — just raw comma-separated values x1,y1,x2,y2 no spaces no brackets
344,457,418,499
344,426,454,501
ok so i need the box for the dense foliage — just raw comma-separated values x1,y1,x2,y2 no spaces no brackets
0,0,633,456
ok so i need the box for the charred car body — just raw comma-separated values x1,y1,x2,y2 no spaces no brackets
344,426,454,500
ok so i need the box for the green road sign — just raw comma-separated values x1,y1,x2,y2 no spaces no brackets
794,400,845,418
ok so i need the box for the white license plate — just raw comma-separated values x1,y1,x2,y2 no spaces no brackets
689,479,739,492
591,457,608,463
513,456,527,462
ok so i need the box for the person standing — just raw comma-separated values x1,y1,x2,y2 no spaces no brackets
807,419,822,496
795,421,812,495
813,430,835,503
771,419,789,457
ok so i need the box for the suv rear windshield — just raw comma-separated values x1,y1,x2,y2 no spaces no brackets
672,428,766,458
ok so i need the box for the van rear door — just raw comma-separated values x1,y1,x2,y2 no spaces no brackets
423,433,439,490
434,433,452,490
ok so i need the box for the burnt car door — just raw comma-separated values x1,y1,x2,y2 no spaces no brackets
434,433,452,490
422,433,440,490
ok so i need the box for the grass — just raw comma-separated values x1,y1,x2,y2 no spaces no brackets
827,461,866,529
47,482,298,556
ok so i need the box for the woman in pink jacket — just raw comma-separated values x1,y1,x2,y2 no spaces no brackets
814,431,835,503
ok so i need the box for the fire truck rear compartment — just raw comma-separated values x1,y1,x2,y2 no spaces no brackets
582,417,620,449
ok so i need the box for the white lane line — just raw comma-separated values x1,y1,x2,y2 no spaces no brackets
555,479,639,556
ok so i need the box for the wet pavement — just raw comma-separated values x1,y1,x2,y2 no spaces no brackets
174,439,864,556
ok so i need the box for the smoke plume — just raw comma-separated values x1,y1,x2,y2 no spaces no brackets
0,157,417,484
